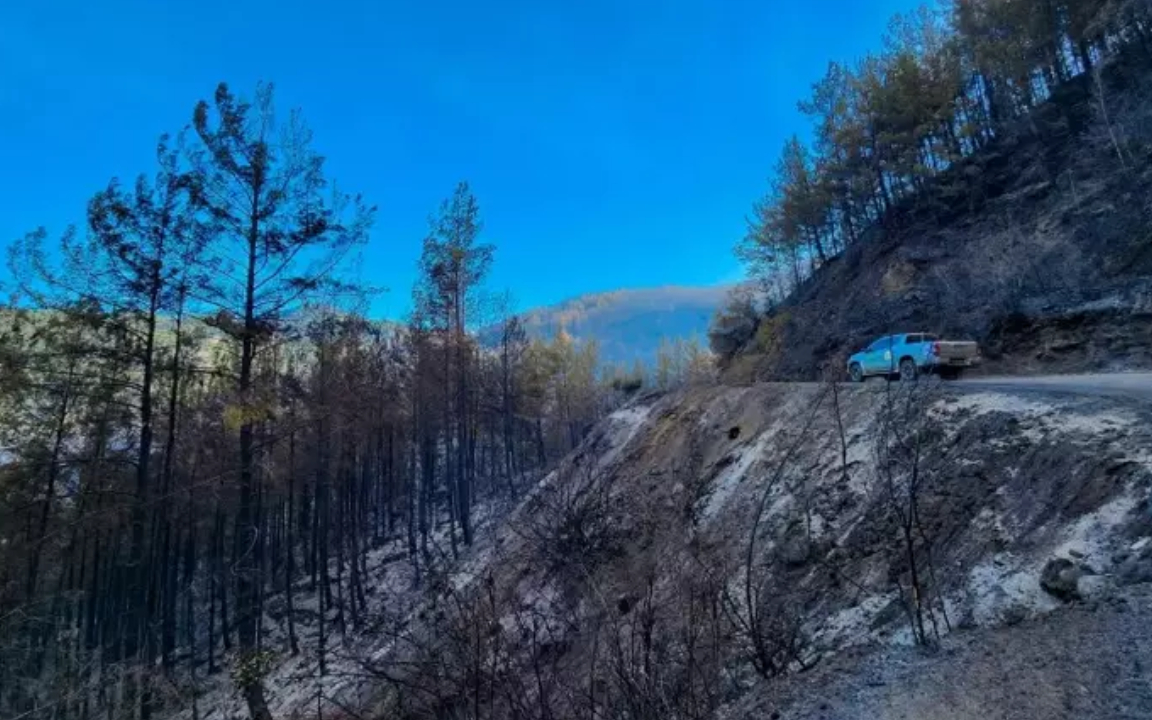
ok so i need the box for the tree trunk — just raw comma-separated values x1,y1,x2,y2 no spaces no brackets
26,357,75,601
131,295,161,720
237,203,273,720
159,291,186,670
286,427,299,655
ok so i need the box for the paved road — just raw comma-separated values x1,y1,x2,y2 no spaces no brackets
952,372,1152,402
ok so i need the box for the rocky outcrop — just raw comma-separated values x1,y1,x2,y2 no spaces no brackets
1117,539,1152,586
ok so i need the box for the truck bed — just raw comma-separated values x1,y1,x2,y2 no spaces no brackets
933,340,980,366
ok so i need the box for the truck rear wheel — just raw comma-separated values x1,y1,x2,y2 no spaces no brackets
899,358,918,383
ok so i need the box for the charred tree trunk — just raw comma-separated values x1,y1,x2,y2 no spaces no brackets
285,426,299,655
26,356,76,602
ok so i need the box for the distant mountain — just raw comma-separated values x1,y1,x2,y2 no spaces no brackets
492,285,734,367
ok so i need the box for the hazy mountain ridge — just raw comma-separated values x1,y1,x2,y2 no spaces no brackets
495,285,733,366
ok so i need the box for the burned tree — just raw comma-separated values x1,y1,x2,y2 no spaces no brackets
186,81,374,720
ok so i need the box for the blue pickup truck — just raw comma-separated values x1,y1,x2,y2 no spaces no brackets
847,333,981,382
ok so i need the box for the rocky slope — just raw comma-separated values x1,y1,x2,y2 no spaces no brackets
188,377,1152,720
169,377,1152,720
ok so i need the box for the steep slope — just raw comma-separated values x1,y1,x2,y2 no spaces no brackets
493,285,731,365
284,379,1151,720
726,59,1152,382
165,378,1152,720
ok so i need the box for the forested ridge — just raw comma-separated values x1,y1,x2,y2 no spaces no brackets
0,83,715,720
737,0,1151,297
481,286,726,368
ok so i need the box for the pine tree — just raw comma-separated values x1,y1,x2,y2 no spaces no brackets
186,81,374,720
413,182,493,546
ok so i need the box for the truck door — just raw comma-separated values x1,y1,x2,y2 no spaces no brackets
864,336,894,375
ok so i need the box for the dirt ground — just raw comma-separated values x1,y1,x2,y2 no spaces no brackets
731,585,1152,720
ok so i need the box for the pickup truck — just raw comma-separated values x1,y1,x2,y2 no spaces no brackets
847,333,981,382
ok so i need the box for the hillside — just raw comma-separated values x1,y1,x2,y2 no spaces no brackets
724,55,1152,382
154,53,1152,720
179,378,1152,720
8,6,1152,720
496,285,731,366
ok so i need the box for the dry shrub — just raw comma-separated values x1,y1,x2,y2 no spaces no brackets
515,459,628,584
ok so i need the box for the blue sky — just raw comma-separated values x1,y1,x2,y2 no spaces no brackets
1,0,917,318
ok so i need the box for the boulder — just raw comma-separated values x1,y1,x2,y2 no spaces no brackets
1001,603,1029,626
1116,538,1152,586
1040,558,1083,601
1117,557,1152,586
780,534,811,568
1077,574,1112,602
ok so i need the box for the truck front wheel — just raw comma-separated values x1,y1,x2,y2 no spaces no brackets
849,363,864,383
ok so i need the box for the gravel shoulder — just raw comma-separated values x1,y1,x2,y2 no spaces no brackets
954,373,1152,403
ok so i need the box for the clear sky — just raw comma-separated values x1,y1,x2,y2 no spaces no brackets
1,0,918,318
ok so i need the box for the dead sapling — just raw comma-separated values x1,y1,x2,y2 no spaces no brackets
875,379,953,647
722,387,828,679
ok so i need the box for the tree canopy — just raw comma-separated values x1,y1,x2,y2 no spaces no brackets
740,0,1150,288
